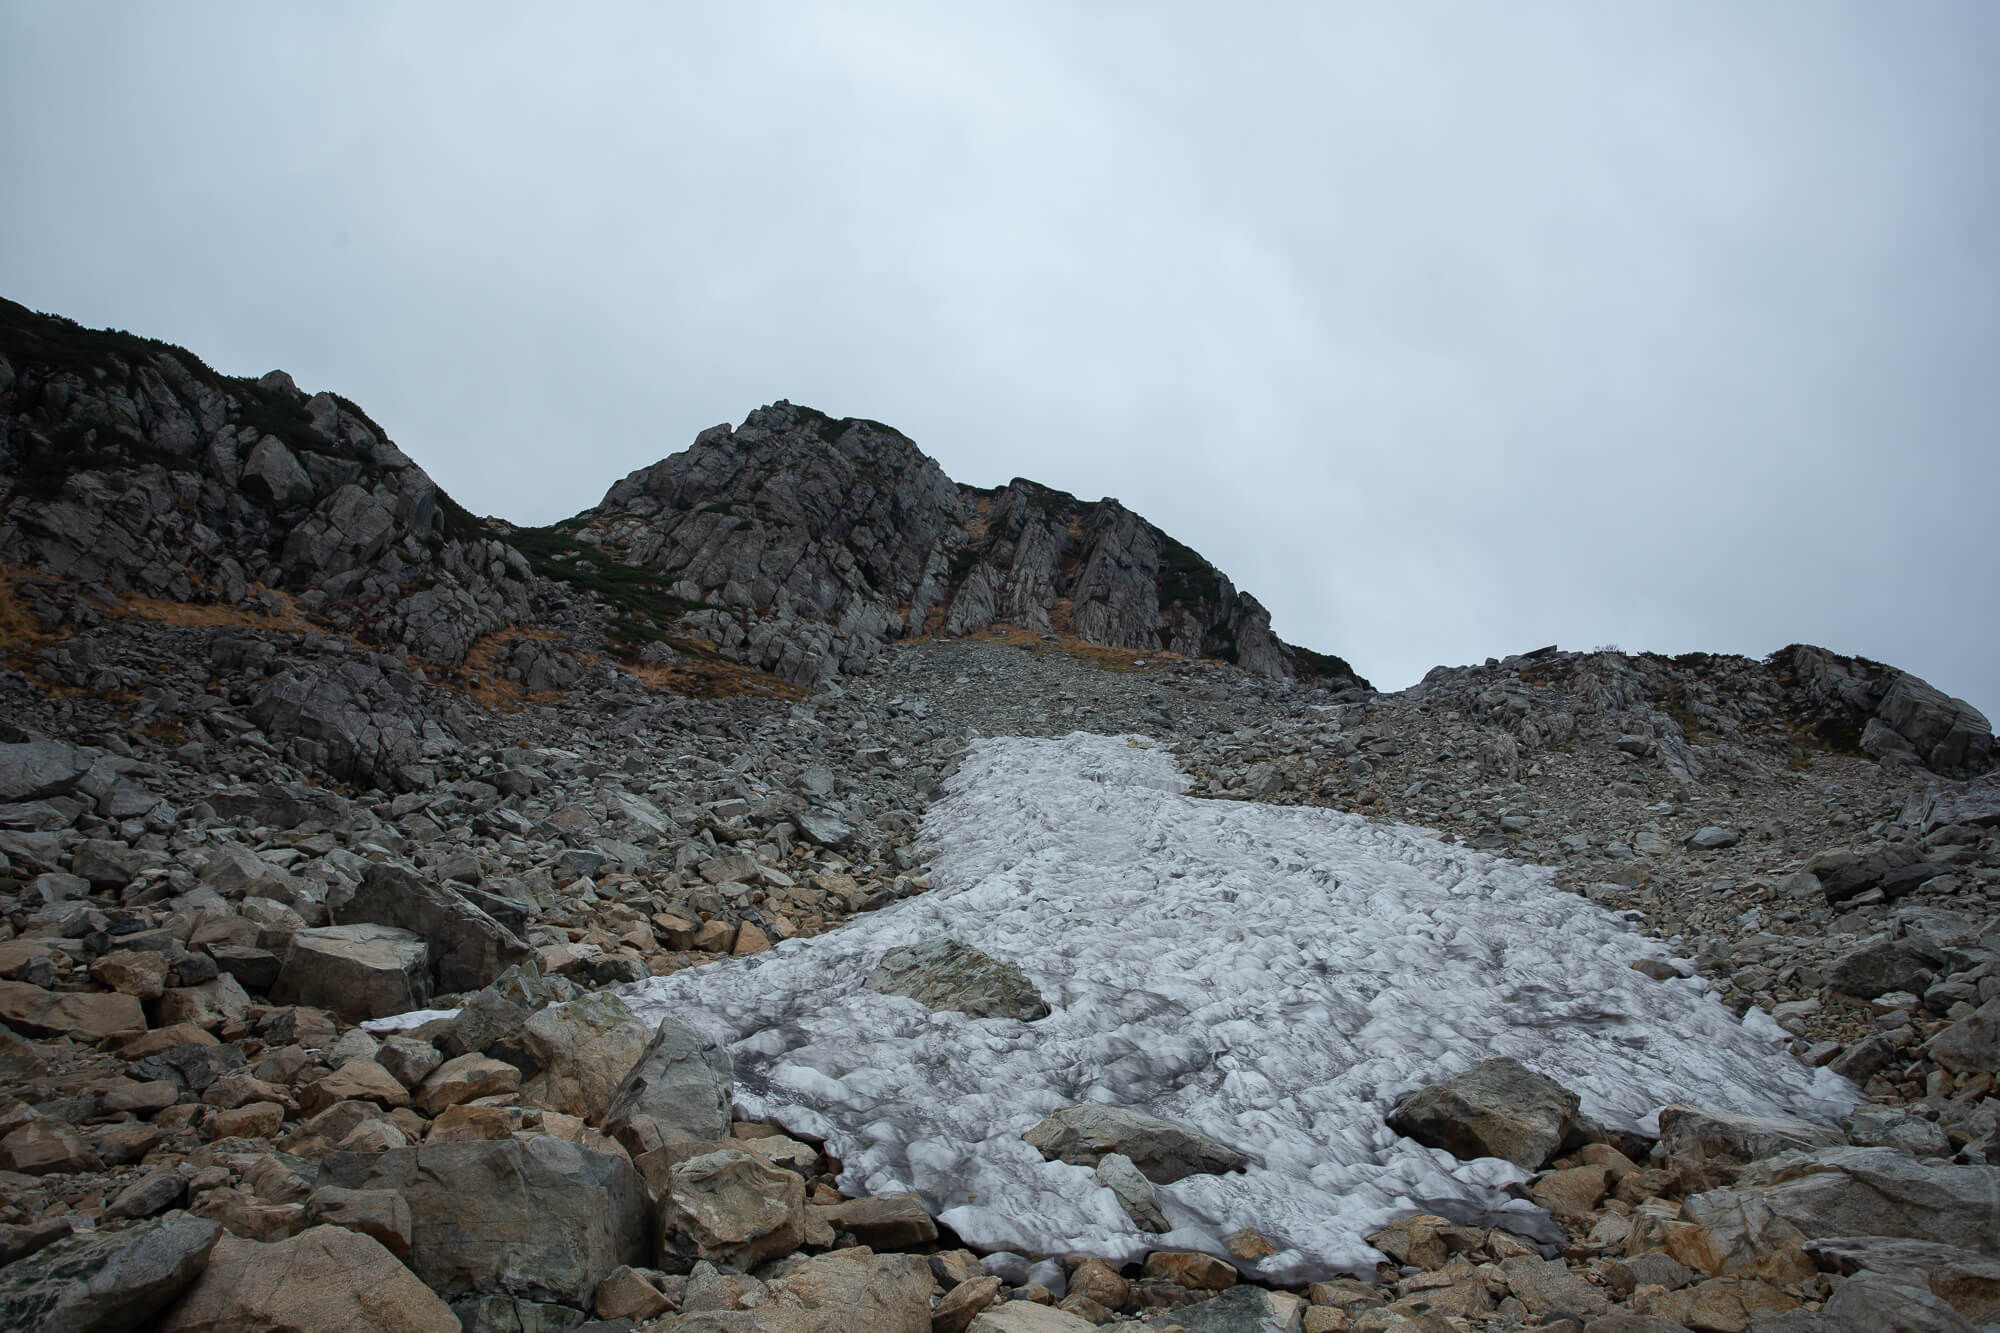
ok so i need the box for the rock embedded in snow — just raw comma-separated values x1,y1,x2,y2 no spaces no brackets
865,937,1051,1021
1024,1104,1249,1185
1094,1151,1170,1232
1385,1056,1580,1170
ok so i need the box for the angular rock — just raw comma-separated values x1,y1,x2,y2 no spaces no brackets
275,924,431,1022
338,863,532,994
603,1015,733,1153
1095,1151,1169,1232
0,1216,221,1333
1023,1104,1248,1184
160,1224,457,1332
1822,1271,1977,1333
1386,1057,1579,1169
414,1053,521,1115
864,937,1051,1021
1928,997,2000,1075
1656,1105,1846,1170
971,1306,1098,1332
318,1138,651,1306
518,990,650,1123
1498,1254,1609,1318
0,1118,104,1175
1827,938,1945,1000
659,1147,806,1273
0,979,147,1040
305,1185,415,1260
674,1246,932,1333
0,740,92,803
1736,1147,2000,1255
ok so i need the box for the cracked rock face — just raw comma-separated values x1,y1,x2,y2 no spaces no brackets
578,400,1363,689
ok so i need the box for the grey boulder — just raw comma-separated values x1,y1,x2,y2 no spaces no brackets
317,1137,652,1307
1023,1104,1248,1184
337,862,532,995
864,938,1050,1021
603,1015,734,1154
1735,1147,2000,1256
274,923,431,1021
0,740,92,804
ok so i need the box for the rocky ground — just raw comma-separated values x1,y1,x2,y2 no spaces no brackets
0,600,1996,1332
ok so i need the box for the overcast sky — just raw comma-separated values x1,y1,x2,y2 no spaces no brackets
4,2,1995,716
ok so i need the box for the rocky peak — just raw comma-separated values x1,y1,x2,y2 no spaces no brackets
576,400,1365,689
0,299,535,666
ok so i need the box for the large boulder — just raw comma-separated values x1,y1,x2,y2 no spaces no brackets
1826,938,1946,1000
316,1137,653,1307
160,1224,456,1332
274,923,430,1022
1928,997,2000,1075
1732,1148,2000,1255
864,938,1051,1021
0,980,147,1040
1022,1105,1248,1184
671,1246,933,1333
1873,673,1995,776
518,990,651,1123
337,863,531,994
0,739,92,803
1807,1235,2000,1325
1656,1105,1846,1170
1385,1057,1579,1169
603,1015,733,1154
0,1216,220,1333
658,1147,806,1273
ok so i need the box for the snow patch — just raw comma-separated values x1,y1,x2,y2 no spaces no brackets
621,732,1853,1280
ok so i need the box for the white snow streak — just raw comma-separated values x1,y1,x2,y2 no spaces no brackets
621,732,1853,1279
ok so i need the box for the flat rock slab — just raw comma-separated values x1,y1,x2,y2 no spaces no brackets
865,937,1050,1021
276,923,430,1022
1656,1105,1846,1169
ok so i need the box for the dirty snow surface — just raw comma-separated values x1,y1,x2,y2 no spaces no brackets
621,732,1853,1281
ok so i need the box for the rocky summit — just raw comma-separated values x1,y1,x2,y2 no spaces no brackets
0,299,1995,1333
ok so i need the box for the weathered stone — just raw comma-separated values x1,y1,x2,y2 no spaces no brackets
1386,1057,1579,1169
659,1147,806,1273
1674,1188,1817,1283
1823,1271,1978,1333
518,990,650,1123
603,1015,733,1153
317,1137,652,1306
414,1053,521,1114
0,979,147,1040
1656,1105,1845,1169
338,863,532,994
1143,1250,1238,1291
970,1305,1097,1332
935,1275,1004,1333
0,1118,103,1175
594,1264,677,1321
864,937,1050,1020
305,1185,415,1260
160,1224,457,1332
275,924,431,1022
1806,1235,2000,1324
1498,1254,1608,1318
815,1192,938,1249
1023,1104,1248,1184
1928,997,2000,1075
107,1169,190,1220
0,1216,220,1333
673,1245,932,1332
0,740,92,803
1827,938,1945,999
1096,1151,1170,1232
301,1058,410,1115
1733,1147,2000,1254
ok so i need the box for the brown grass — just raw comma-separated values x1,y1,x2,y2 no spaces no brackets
115,587,320,636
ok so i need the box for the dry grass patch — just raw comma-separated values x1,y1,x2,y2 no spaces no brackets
926,621,1185,673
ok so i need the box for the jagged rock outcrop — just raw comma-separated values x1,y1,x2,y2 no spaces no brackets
0,300,534,665
575,401,1364,688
